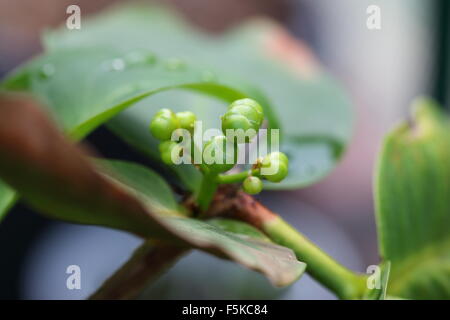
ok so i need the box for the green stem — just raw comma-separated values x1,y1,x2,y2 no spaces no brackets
263,216,367,299
213,191,367,299
216,169,260,184
196,173,219,212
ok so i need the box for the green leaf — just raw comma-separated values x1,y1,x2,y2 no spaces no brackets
0,95,305,287
41,3,353,190
165,217,306,287
94,159,181,214
375,98,450,299
0,94,174,236
0,36,271,210
97,160,305,286
2,47,254,140
0,3,352,222
207,218,271,242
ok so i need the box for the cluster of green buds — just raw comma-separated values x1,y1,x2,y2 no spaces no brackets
240,151,289,194
149,98,289,196
149,109,196,165
259,151,289,183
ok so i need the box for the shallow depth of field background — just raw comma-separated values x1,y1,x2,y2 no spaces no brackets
0,0,442,299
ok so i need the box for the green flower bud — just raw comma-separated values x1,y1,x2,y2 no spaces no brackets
229,98,264,116
159,141,181,165
229,103,263,126
261,152,289,182
203,135,237,173
222,114,253,131
149,108,179,141
264,161,288,182
221,98,264,141
176,111,196,132
243,176,263,195
262,151,289,167
159,140,174,153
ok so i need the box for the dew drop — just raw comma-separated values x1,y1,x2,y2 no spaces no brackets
165,58,186,71
38,63,55,79
102,58,126,72
201,70,216,82
124,50,157,66
111,58,126,71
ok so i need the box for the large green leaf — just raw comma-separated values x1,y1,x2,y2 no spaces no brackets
2,47,258,140
207,218,271,242
42,4,353,190
0,4,352,215
0,36,272,214
94,159,182,215
0,94,305,287
375,98,450,299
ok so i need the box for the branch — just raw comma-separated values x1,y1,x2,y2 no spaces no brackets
90,241,188,300
216,169,260,184
207,186,367,299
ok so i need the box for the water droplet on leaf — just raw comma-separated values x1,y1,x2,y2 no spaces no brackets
111,58,126,71
124,50,157,66
102,58,126,72
201,70,216,82
165,58,186,71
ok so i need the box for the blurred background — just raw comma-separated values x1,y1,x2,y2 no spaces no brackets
0,0,444,299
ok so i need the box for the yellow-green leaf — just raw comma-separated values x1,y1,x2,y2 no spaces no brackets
375,98,450,299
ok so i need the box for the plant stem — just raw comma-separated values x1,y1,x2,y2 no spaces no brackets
216,169,260,184
90,241,188,300
262,216,367,299
196,173,219,212
208,189,367,299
